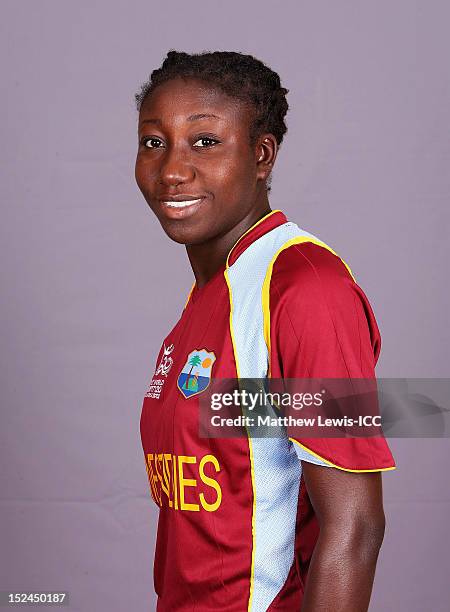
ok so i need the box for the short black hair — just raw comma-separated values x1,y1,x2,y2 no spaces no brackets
134,50,290,192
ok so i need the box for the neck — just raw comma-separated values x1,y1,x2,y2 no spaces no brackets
186,202,272,289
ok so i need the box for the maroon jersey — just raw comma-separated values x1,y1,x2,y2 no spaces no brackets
140,210,395,611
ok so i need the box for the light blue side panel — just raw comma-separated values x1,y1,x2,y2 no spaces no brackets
292,442,332,467
226,221,330,611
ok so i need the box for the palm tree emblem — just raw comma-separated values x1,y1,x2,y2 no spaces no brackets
177,349,216,398
183,354,202,390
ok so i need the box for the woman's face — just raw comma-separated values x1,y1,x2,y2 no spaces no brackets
135,77,271,245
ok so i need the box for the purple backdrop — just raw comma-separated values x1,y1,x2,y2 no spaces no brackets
1,1,449,610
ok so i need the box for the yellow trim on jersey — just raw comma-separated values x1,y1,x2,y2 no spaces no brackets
183,209,282,310
261,236,356,377
183,281,196,310
224,265,257,612
225,209,283,267
245,429,257,611
289,438,396,472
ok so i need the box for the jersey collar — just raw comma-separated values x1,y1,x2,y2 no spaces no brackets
184,210,288,309
226,209,287,267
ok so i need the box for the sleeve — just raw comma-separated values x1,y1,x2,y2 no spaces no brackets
268,241,396,472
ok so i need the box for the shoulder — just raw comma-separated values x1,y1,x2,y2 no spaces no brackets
268,239,357,307
266,239,380,350
266,239,382,374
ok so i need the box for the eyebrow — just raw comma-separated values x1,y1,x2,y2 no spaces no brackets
140,113,222,126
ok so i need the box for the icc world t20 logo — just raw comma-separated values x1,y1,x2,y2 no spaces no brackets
177,348,216,399
155,343,174,377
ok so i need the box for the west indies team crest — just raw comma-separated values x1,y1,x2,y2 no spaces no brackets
177,349,216,399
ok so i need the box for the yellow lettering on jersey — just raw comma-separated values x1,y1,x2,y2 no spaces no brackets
144,452,222,512
172,453,179,510
158,452,171,503
145,457,158,505
146,453,161,506
154,454,164,505
178,455,200,512
163,454,173,508
199,454,222,512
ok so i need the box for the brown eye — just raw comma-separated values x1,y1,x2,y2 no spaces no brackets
142,137,164,149
193,137,219,148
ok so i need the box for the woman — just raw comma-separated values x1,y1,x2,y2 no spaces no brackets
135,50,395,612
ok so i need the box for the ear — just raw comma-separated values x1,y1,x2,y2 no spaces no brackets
255,134,278,182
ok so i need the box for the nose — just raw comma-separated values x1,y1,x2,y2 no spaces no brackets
159,145,195,187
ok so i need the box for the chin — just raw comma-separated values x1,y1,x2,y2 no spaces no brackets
158,219,211,246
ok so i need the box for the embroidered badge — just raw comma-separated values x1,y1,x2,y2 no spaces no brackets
177,349,216,399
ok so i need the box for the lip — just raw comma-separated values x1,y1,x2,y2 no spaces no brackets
157,195,207,219
158,194,207,202
161,197,204,208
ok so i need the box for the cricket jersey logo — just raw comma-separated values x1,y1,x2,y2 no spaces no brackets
177,349,216,399
145,343,175,399
155,342,175,377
